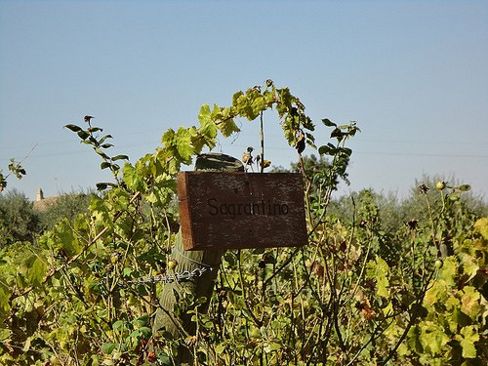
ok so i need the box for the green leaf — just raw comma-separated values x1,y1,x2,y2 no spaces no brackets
0,328,12,341
367,256,390,298
318,145,335,156
87,127,103,133
418,321,450,355
122,267,134,277
157,353,173,366
251,96,266,114
340,147,352,156
219,118,240,137
88,136,98,146
199,118,218,139
138,326,151,339
25,255,47,286
176,128,194,162
112,320,125,331
162,128,176,147
0,286,10,314
264,341,282,353
232,91,244,106
112,154,129,161
407,326,422,354
198,104,212,125
305,132,315,143
424,281,448,309
133,315,149,328
321,118,336,127
64,124,82,132
77,130,90,140
189,129,206,154
100,162,112,170
455,325,480,359
98,134,113,145
22,336,32,352
54,220,81,256
94,148,110,160
101,342,116,354
330,128,343,139
101,143,113,149
123,164,144,191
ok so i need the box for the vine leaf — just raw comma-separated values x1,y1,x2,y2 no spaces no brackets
455,325,480,358
176,128,194,162
101,342,116,354
460,286,481,319
418,321,449,355
219,119,240,137
24,255,47,286
0,287,11,314
474,217,488,240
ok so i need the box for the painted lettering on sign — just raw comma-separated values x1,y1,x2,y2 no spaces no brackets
177,172,308,250
207,198,289,217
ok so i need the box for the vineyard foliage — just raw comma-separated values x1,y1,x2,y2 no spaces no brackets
0,81,487,365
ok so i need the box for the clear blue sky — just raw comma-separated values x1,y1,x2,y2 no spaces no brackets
1,0,487,201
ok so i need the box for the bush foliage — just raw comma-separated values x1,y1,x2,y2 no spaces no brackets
0,81,486,365
0,190,41,245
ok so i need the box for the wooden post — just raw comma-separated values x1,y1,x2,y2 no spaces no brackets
152,153,244,365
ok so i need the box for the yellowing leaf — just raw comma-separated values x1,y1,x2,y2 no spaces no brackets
418,321,450,355
445,295,460,311
251,96,266,114
455,325,480,359
366,257,391,299
424,281,449,309
161,128,176,147
474,217,488,240
459,253,479,281
438,256,457,286
218,118,240,137
460,286,481,319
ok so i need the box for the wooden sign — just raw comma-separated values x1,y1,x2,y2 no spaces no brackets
177,172,308,251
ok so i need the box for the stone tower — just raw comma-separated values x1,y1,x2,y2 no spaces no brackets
36,188,44,201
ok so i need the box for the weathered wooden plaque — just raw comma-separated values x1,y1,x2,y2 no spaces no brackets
177,172,308,251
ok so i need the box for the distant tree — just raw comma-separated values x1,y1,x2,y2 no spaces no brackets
273,154,347,180
401,175,488,222
38,192,93,230
326,175,488,235
0,190,40,245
